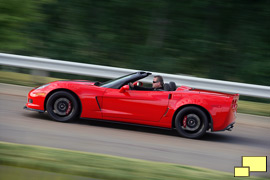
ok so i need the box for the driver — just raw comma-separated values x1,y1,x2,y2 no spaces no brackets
129,75,164,91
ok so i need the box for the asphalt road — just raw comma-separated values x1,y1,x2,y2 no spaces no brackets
0,87,269,176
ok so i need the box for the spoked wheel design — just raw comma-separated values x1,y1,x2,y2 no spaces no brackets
175,106,208,139
46,91,79,122
182,114,202,131
53,98,72,116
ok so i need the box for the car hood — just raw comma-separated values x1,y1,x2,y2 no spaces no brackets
49,80,97,86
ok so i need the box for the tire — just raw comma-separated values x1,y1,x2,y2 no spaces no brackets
46,91,79,122
175,106,208,139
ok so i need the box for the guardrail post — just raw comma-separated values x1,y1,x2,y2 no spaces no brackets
31,69,49,85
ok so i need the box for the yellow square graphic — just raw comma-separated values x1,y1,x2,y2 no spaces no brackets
242,156,267,172
234,167,250,177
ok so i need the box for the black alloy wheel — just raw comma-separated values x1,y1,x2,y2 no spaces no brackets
46,91,79,122
175,106,208,139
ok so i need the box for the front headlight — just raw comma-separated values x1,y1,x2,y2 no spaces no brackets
36,84,50,90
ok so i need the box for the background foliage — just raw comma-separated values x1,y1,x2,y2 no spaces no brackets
0,0,269,85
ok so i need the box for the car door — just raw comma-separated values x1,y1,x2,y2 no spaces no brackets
101,88,170,122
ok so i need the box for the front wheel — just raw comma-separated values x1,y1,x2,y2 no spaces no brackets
46,91,79,122
175,106,208,139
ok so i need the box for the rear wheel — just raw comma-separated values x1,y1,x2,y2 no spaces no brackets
175,106,208,139
46,91,79,122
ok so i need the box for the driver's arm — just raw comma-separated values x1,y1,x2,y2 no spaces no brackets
133,86,153,91
128,82,153,91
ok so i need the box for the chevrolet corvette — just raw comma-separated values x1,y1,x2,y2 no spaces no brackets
24,71,239,138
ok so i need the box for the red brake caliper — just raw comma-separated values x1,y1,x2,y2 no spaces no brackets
66,101,72,115
183,116,187,128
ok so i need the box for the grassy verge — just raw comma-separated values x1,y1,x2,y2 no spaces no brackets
0,71,269,116
0,142,268,180
0,165,91,180
238,101,270,116
0,71,63,87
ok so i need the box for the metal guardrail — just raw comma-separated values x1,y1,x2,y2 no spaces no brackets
0,53,269,98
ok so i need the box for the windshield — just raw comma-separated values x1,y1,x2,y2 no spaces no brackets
99,72,151,89
100,73,137,88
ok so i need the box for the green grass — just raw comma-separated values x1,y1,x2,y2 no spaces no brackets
0,142,268,180
0,70,269,116
238,100,270,116
0,165,91,180
0,71,63,87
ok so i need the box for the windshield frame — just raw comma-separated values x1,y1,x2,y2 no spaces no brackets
100,72,151,89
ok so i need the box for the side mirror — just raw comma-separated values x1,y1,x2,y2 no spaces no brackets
119,85,130,93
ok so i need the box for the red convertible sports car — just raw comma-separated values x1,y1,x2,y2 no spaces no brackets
24,71,239,138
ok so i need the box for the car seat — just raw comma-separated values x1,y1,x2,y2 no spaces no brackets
163,83,170,91
169,82,176,91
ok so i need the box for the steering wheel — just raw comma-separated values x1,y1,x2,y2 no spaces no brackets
133,81,143,87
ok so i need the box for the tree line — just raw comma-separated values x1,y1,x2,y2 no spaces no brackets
0,0,269,85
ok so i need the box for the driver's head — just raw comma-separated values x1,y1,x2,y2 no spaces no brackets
152,75,164,88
